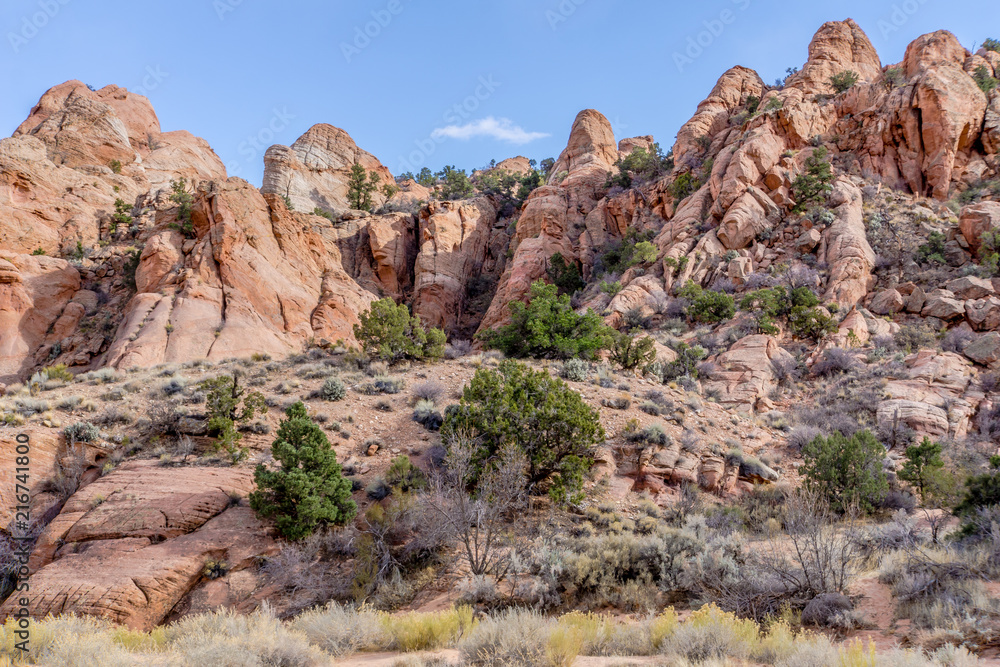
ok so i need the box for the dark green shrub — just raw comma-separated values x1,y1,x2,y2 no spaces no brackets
354,298,446,362
899,437,945,503
250,402,357,540
384,455,426,492
791,147,833,212
829,70,859,93
608,330,656,371
201,372,267,462
668,171,702,202
655,343,707,382
479,282,612,360
312,207,334,220
346,163,380,211
984,38,1000,52
955,455,1000,517
739,286,817,335
884,67,905,89
594,228,657,276
412,399,443,431
436,165,474,200
677,281,735,323
31,248,46,256
109,159,122,174
169,178,195,238
801,430,888,513
600,280,622,296
546,253,584,294
788,305,837,341
973,65,998,94
628,424,668,446
916,231,947,264
111,198,132,233
440,360,605,499
606,143,673,189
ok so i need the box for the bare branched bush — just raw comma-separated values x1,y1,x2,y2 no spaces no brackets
426,432,527,580
759,491,859,600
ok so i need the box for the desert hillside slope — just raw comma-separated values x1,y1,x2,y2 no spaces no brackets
0,17,1000,667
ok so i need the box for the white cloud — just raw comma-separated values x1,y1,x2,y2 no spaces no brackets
431,116,549,145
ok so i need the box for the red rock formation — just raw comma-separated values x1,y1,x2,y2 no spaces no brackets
412,198,499,331
479,110,617,331
4,461,277,631
261,124,393,215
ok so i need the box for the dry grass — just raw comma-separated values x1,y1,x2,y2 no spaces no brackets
0,602,981,666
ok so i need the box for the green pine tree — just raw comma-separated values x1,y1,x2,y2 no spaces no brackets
347,163,380,211
800,430,888,514
898,437,944,503
250,402,357,540
791,147,833,212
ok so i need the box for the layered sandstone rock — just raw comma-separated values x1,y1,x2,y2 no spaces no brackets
0,252,81,383
785,19,883,96
701,335,796,413
15,81,160,168
822,179,875,310
480,110,618,331
5,461,276,631
103,183,379,367
261,124,393,215
412,198,499,331
877,350,982,439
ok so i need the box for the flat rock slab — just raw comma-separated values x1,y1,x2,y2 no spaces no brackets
2,461,276,631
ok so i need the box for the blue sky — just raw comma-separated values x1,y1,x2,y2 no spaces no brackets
2,0,995,185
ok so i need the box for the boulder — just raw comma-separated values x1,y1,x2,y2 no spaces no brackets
797,228,822,253
869,289,905,315
946,276,994,300
965,296,1000,331
905,286,927,314
879,350,980,438
921,290,966,320
959,201,1000,254
965,332,1000,366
